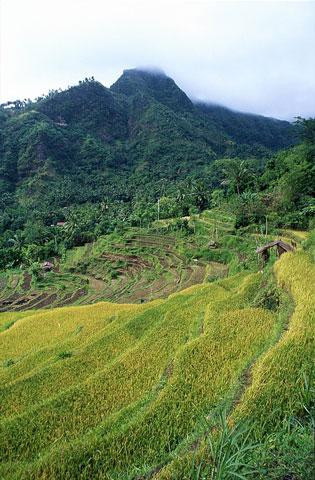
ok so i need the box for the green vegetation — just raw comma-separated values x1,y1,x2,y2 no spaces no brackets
0,244,313,479
0,69,314,479
0,209,300,312
0,69,306,271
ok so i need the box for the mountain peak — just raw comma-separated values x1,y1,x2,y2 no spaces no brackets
110,68,194,112
122,67,167,77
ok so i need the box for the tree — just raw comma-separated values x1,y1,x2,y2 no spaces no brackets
158,196,179,219
190,180,209,210
29,261,42,281
295,117,315,144
215,158,256,195
8,233,24,254
211,189,225,208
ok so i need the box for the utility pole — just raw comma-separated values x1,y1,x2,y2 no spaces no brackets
157,198,160,221
265,215,268,238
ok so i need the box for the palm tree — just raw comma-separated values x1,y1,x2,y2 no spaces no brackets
219,158,255,195
191,180,208,210
8,233,24,251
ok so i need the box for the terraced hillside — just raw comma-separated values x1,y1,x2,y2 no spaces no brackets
0,210,236,312
1,208,298,314
0,246,314,479
0,232,207,312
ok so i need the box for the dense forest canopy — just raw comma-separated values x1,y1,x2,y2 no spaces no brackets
0,69,313,269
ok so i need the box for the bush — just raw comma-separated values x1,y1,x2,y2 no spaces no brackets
192,410,258,479
29,261,42,281
3,358,15,367
57,351,73,360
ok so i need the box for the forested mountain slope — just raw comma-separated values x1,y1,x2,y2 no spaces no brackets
1,68,310,272
0,69,296,205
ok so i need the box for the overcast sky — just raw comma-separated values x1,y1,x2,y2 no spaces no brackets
0,0,314,120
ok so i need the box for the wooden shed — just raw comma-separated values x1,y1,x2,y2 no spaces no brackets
256,240,294,265
42,261,53,272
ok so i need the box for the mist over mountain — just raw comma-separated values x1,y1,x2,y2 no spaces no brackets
1,68,296,198
1,67,306,259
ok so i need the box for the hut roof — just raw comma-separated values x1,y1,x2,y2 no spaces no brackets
42,261,54,270
256,240,294,254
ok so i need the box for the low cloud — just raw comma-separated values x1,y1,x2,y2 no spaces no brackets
1,0,314,120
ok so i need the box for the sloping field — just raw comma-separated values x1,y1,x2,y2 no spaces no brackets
0,248,313,479
154,250,315,479
0,232,208,312
0,210,300,314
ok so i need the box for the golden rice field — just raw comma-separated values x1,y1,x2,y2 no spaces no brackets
0,249,314,479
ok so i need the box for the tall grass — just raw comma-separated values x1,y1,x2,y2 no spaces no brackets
0,249,313,479
233,251,315,430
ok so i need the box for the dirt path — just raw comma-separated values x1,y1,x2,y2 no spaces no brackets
88,276,105,291
22,272,32,291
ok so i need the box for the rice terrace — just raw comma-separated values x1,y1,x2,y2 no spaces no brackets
0,210,314,479
1,1,315,477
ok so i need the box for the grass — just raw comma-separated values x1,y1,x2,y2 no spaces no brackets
145,251,314,480
0,210,303,313
232,251,315,430
0,310,42,332
0,270,280,479
0,218,312,480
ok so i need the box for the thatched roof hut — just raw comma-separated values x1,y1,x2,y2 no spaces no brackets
256,240,294,266
42,261,53,272
256,240,294,255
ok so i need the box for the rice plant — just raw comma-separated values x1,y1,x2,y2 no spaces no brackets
203,411,258,480
0,250,313,480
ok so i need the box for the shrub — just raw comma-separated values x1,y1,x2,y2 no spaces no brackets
57,351,73,360
3,358,15,367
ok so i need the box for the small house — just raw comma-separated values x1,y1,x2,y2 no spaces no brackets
42,261,53,272
256,240,294,266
